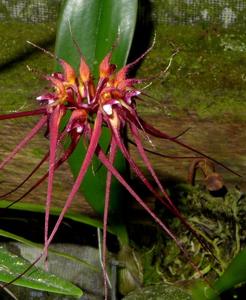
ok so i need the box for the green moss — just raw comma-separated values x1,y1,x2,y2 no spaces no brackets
145,185,246,282
127,184,245,291
123,283,191,300
0,21,56,114
0,50,54,113
136,24,246,120
0,21,56,65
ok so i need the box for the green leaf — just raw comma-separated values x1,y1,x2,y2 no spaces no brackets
55,0,138,72
0,246,83,297
54,0,137,223
0,228,98,272
191,281,219,300
213,248,246,294
191,248,246,299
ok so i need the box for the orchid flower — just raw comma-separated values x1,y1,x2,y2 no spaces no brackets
0,46,238,299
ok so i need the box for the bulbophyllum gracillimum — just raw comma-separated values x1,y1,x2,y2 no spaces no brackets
0,45,236,298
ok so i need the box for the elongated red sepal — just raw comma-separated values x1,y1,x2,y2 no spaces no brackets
45,111,103,249
0,108,46,120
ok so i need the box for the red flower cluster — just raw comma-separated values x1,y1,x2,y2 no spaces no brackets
0,47,235,297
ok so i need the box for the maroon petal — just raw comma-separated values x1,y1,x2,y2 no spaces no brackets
45,111,103,249
96,147,194,256
0,108,46,120
129,123,212,251
44,105,65,257
96,146,207,278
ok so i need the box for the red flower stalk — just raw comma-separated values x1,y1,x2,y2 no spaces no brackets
0,47,238,298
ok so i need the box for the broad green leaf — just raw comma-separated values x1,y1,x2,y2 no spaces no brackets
55,0,137,226
0,246,83,297
55,0,138,72
0,228,98,272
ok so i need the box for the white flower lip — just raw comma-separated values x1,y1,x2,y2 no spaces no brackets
103,104,113,115
76,126,83,133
